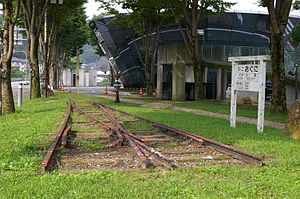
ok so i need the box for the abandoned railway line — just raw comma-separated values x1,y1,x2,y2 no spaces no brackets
41,100,264,172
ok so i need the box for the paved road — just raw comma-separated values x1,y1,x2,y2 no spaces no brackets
11,83,132,102
12,81,30,102
65,86,132,96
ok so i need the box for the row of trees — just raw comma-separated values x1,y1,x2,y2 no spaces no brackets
0,0,89,115
98,0,299,113
0,0,297,115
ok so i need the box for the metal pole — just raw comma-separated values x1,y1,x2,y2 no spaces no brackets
296,66,298,101
114,72,121,103
76,48,80,95
115,89,120,103
44,7,49,98
18,83,23,106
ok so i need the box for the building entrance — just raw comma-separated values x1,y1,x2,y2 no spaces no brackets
72,74,76,86
162,64,172,100
205,66,217,99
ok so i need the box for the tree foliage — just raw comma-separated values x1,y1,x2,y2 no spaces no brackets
98,0,171,94
40,0,88,89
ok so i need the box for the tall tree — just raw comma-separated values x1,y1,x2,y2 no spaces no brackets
39,0,87,92
48,5,89,88
0,0,20,114
260,0,295,112
166,0,233,100
20,0,49,98
98,0,170,95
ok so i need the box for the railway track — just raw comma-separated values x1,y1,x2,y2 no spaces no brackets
41,100,264,172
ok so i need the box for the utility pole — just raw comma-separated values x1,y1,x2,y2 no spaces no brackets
76,48,80,95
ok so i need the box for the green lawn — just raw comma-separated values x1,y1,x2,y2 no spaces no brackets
174,100,288,123
0,93,299,199
123,96,288,123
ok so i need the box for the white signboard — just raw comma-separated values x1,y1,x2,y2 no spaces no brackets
235,64,260,91
228,55,270,133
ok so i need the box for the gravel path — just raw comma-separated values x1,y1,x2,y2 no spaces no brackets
97,95,285,130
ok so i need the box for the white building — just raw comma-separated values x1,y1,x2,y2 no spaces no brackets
62,69,97,87
11,57,28,72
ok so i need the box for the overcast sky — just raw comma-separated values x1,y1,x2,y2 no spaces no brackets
84,0,300,19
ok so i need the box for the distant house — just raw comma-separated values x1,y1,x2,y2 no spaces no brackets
82,56,111,83
11,57,28,72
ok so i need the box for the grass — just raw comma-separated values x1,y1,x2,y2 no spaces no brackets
123,95,288,123
0,92,299,198
123,120,154,132
174,100,288,123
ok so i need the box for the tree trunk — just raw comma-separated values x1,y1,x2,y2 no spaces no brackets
1,61,15,114
144,37,153,95
21,0,49,99
0,0,19,114
265,0,292,112
192,0,204,100
192,58,205,99
29,34,41,98
270,32,287,112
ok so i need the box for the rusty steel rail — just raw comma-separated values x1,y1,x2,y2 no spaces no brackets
41,101,72,171
61,126,72,147
93,101,144,143
71,102,124,145
91,100,264,164
123,133,154,168
92,101,176,168
71,101,155,168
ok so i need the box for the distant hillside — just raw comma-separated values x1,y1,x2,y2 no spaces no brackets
80,44,101,64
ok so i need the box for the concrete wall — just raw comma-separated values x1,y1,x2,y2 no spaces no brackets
157,43,227,101
62,69,72,86
63,69,97,87
79,70,85,86
89,69,97,87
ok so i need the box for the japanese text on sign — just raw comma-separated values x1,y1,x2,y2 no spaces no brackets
234,64,260,92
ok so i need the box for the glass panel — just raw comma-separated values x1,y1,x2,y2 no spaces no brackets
202,44,211,61
211,45,223,61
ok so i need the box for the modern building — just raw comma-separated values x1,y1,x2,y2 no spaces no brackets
91,11,300,106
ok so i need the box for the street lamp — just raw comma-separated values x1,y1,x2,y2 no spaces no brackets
114,72,121,103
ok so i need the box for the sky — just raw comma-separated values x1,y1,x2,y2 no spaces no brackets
84,0,267,19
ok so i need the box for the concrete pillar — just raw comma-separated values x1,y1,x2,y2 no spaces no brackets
172,62,185,101
203,66,208,97
222,68,227,99
157,64,163,99
216,67,222,100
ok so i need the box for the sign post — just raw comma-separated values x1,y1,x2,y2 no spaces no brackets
228,55,270,133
